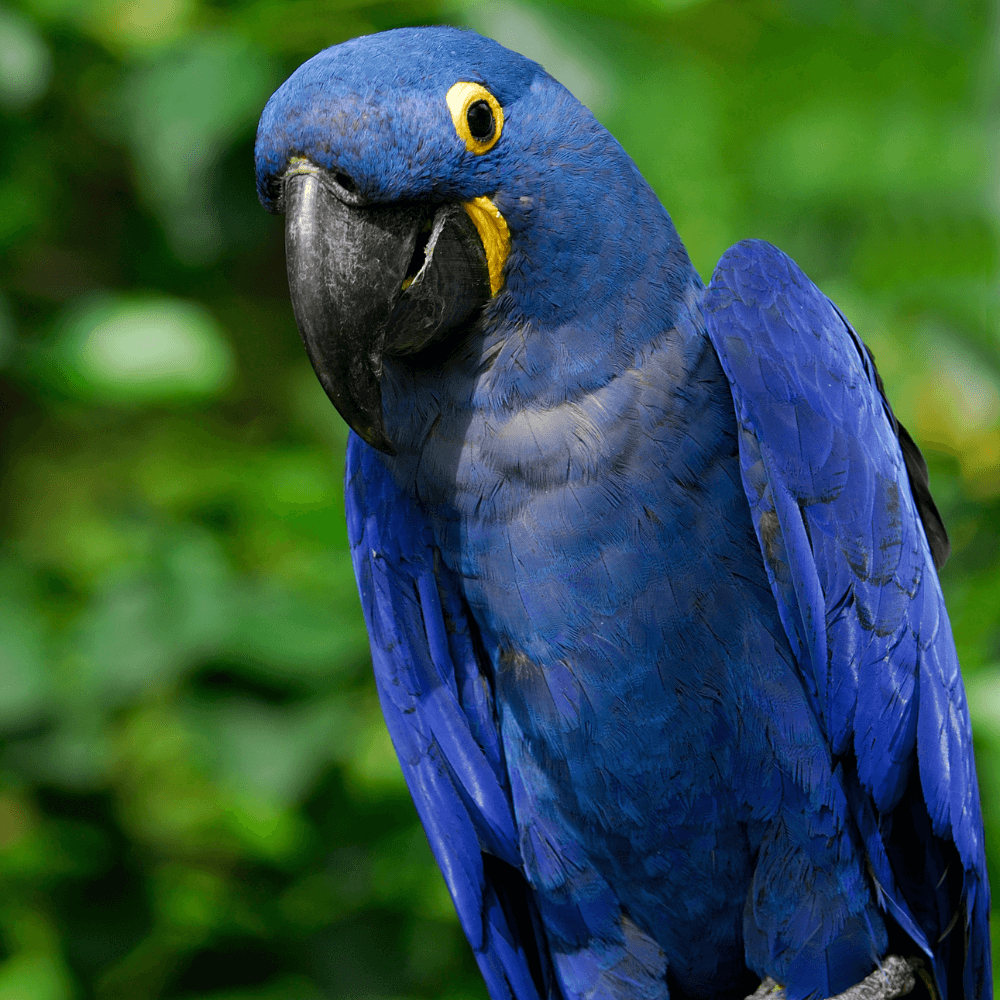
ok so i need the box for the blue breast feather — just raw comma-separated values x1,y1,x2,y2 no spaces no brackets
346,239,990,1000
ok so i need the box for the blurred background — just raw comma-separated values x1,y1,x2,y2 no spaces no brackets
0,0,997,997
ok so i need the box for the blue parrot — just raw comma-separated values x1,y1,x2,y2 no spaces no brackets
254,27,990,1000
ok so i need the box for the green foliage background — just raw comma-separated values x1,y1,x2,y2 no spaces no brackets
0,0,998,996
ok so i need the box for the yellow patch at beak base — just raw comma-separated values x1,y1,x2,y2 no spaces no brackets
463,196,510,297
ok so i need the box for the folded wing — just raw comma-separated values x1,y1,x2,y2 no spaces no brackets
704,240,990,1000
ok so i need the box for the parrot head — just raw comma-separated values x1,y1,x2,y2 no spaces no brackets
255,26,695,453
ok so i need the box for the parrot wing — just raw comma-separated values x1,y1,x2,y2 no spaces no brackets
346,433,554,1000
704,239,990,1000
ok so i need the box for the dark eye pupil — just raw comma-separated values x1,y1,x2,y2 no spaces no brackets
466,100,495,142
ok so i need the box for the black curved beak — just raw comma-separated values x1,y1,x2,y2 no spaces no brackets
283,166,491,454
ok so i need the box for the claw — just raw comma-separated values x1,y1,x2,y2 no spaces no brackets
744,956,917,1000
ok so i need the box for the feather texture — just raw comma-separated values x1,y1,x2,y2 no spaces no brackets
257,27,992,1000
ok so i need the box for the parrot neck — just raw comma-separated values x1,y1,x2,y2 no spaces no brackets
379,128,706,455
493,130,700,337
475,159,703,408
378,232,708,479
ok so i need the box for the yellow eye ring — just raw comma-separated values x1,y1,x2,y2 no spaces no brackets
446,82,504,154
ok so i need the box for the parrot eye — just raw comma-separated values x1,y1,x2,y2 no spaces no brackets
466,101,494,141
446,81,504,154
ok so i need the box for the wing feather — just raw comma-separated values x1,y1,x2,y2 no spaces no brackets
347,434,553,1000
704,240,990,1000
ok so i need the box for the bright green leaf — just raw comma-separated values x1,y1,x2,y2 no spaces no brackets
52,296,233,404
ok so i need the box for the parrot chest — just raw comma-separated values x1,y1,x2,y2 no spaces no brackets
398,326,815,951
374,309,851,994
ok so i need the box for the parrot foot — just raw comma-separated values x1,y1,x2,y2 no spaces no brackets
744,955,917,1000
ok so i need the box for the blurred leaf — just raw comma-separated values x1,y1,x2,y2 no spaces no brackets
0,560,52,731
226,0,377,57
226,575,368,683
0,952,74,1000
345,699,408,797
482,0,712,22
369,827,456,921
607,45,733,277
73,529,234,705
0,792,36,854
220,792,312,864
179,975,328,1000
966,668,1000,739
85,0,195,53
756,102,988,205
48,296,234,404
0,170,47,248
0,907,76,1000
458,0,616,115
0,5,51,110
151,863,231,936
0,293,15,367
0,818,110,883
108,30,277,262
113,700,238,855
912,328,1000,495
186,695,357,805
6,722,114,790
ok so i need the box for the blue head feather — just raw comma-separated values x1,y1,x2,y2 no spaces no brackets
256,27,542,207
255,25,698,345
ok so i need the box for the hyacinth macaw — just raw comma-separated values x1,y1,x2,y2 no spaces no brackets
254,27,990,1000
